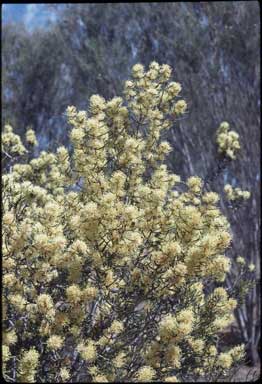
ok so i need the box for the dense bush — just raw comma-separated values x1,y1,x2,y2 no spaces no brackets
2,4,260,364
2,63,255,382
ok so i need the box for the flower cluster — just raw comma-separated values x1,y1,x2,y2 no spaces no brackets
2,124,27,156
26,128,38,146
224,184,251,201
216,121,240,159
2,63,251,382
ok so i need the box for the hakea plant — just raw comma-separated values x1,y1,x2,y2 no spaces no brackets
2,62,254,382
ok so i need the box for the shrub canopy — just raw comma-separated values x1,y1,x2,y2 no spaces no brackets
2,63,252,382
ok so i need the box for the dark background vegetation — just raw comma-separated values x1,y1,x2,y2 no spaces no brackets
2,1,260,366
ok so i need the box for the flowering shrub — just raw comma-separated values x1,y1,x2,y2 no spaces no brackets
2,62,254,382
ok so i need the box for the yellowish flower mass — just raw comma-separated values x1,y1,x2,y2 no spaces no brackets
136,366,156,382
216,121,240,159
46,335,64,350
224,184,251,201
2,62,251,382
77,340,97,362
